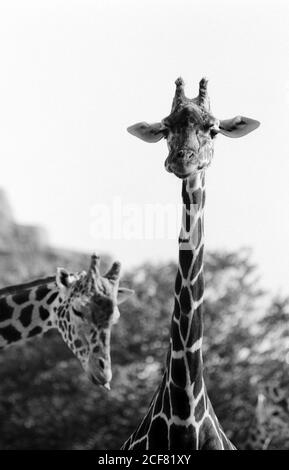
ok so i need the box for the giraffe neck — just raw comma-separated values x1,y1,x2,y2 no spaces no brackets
0,279,62,349
122,171,236,450
170,171,205,391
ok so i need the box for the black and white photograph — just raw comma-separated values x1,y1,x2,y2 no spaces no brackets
0,0,288,453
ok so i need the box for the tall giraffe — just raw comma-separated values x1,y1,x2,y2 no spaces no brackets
0,254,133,389
122,78,260,449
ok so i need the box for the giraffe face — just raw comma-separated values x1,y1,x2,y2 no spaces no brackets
55,256,134,389
162,105,217,179
127,77,260,179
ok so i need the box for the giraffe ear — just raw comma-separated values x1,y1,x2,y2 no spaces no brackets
56,268,75,290
117,287,135,305
127,122,166,143
218,116,260,138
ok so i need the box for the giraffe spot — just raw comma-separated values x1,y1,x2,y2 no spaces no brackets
182,183,191,211
68,325,73,342
93,345,100,353
59,306,66,318
0,299,14,322
170,382,190,420
179,286,191,314
190,273,204,302
0,324,21,344
187,306,202,348
185,211,193,233
195,394,205,422
148,416,169,449
162,386,171,419
74,339,83,349
192,218,203,249
28,326,42,338
19,304,34,327
12,290,30,305
173,298,180,319
175,270,182,295
91,330,98,341
169,423,197,449
39,305,50,321
171,320,183,352
191,246,204,280
179,249,193,279
171,358,187,388
180,314,188,341
186,350,203,385
193,375,203,399
59,320,67,331
35,285,51,302
46,292,59,305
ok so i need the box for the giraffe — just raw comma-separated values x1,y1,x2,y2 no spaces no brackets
0,254,133,389
245,383,289,450
122,77,260,449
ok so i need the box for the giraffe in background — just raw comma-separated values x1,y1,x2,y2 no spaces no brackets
245,381,289,450
123,77,260,449
0,254,133,389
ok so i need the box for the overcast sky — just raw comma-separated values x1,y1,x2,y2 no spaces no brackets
0,0,288,293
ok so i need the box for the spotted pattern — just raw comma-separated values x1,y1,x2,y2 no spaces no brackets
0,282,57,347
0,263,125,386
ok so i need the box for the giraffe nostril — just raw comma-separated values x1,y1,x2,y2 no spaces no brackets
99,358,105,370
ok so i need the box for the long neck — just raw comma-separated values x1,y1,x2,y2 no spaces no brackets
170,171,205,390
122,171,236,450
0,280,61,348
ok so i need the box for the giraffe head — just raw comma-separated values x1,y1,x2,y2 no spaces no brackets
127,77,260,179
246,383,289,449
55,254,134,389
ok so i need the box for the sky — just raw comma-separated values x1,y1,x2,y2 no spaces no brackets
0,0,288,293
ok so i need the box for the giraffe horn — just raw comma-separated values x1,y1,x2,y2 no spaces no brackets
171,77,186,111
89,254,101,278
105,261,121,281
198,77,210,110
